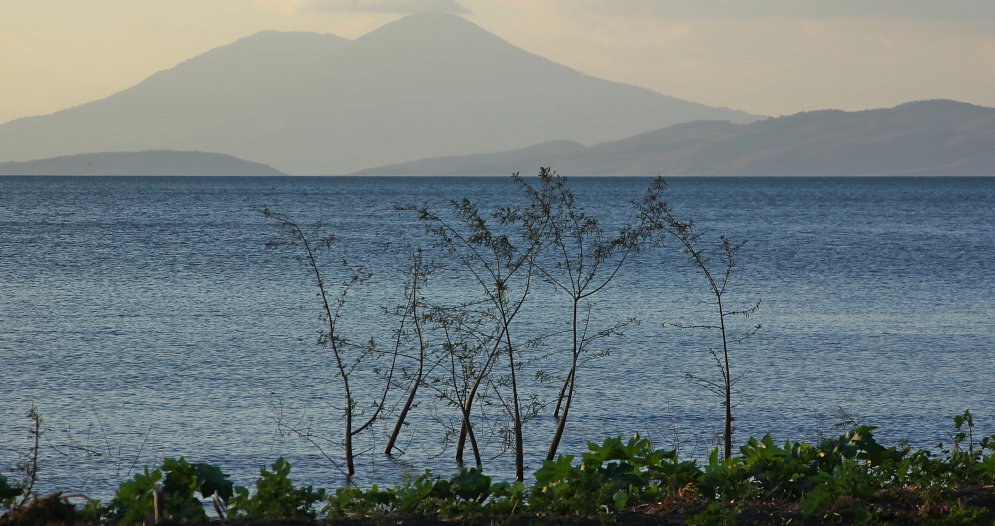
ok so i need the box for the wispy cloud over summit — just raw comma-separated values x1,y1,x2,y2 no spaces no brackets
554,0,995,22
287,0,470,15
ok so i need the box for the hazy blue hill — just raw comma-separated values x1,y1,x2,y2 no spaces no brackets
0,150,286,176
0,12,757,175
353,140,586,176
353,100,995,176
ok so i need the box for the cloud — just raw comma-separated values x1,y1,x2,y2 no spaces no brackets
547,0,995,22
297,0,470,14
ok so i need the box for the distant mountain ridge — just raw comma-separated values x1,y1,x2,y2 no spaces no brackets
0,150,286,176
0,12,756,175
352,100,995,176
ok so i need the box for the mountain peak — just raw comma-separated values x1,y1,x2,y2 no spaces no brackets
236,29,348,44
378,11,475,29
0,14,758,174
356,11,501,48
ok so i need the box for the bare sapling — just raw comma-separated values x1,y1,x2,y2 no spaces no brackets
514,169,669,461
384,249,440,456
264,208,398,477
665,217,761,461
16,407,41,508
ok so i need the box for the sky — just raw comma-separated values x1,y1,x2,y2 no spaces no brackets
3,0,995,124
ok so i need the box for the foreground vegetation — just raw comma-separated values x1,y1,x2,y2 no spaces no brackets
2,412,994,525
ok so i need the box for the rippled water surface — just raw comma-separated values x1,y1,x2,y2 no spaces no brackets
1,175,992,498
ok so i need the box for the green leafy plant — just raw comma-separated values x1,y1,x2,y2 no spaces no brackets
0,475,22,509
321,467,524,520
944,410,995,483
159,457,233,521
104,457,232,524
325,483,398,518
105,466,161,525
228,457,326,519
11,411,995,524
531,434,699,516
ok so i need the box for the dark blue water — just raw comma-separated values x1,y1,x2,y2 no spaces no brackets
1,176,993,499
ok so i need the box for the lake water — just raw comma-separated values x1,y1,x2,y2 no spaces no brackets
1,175,993,499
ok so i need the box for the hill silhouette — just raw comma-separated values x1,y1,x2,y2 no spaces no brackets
0,150,286,176
352,100,995,176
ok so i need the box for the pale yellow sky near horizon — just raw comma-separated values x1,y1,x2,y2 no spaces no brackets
2,0,994,125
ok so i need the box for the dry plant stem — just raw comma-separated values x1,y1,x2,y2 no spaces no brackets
552,368,573,419
17,407,41,508
503,268,535,481
716,294,732,461
449,314,505,466
264,209,396,477
545,299,579,461
455,341,499,467
703,247,733,461
128,426,152,476
456,403,482,468
499,305,525,480
385,251,429,456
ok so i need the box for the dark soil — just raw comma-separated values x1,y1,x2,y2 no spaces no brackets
4,485,995,526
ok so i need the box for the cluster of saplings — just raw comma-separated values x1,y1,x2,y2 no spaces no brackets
259,169,758,481
2,412,994,524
